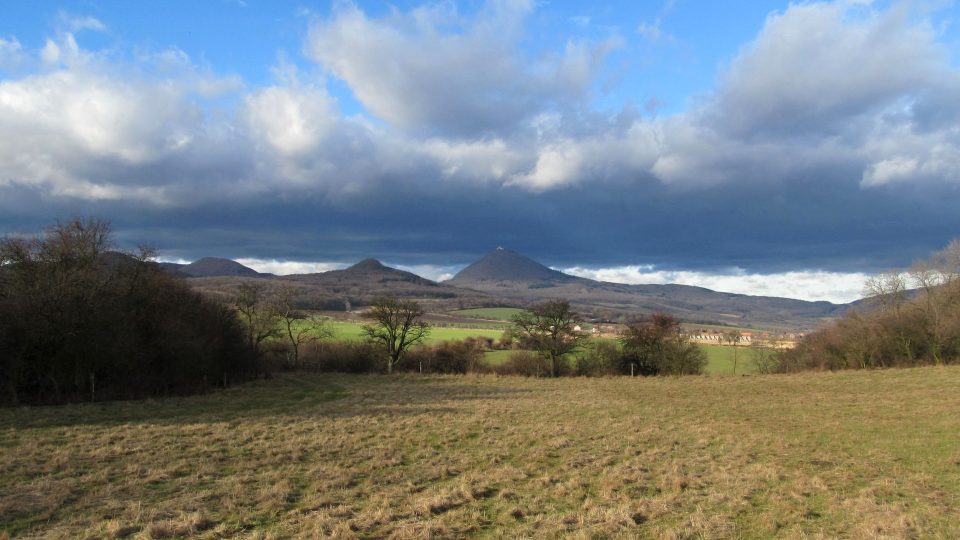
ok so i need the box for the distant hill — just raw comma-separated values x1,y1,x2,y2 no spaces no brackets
165,250,852,329
446,248,849,329
448,247,576,284
184,257,492,312
286,258,441,290
162,257,266,278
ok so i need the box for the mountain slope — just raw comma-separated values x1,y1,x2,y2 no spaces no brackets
287,258,440,289
446,248,848,329
162,257,265,278
448,247,576,284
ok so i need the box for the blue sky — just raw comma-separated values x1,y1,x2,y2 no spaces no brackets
2,0,960,302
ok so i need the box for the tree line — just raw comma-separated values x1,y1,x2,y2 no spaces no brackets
0,218,260,405
779,239,960,371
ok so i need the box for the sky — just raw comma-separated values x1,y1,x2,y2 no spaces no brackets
2,0,959,303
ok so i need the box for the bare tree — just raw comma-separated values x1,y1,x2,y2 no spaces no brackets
750,335,780,374
863,269,913,359
234,283,281,356
511,299,587,377
361,296,430,374
931,239,960,284
723,330,743,374
863,270,908,318
276,288,333,367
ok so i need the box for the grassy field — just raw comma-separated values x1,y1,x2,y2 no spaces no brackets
4,367,960,538
701,344,757,375
449,307,526,320
323,320,505,344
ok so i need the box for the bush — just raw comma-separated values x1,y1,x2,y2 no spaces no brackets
492,351,551,377
399,339,486,374
574,340,622,376
310,341,382,373
779,239,960,373
619,314,706,376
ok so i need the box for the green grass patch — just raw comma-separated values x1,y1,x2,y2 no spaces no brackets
324,320,504,344
701,344,757,375
483,349,517,366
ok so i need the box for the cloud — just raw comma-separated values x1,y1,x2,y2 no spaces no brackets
637,18,674,44
562,266,870,303
1,0,960,283
234,259,348,275
244,85,338,156
304,1,617,137
62,14,107,33
650,1,960,188
393,264,461,282
0,37,24,71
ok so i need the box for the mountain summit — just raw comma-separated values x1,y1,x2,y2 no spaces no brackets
348,258,387,272
161,257,263,278
447,247,576,284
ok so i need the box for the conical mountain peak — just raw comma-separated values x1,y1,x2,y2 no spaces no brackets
448,248,575,284
348,258,386,271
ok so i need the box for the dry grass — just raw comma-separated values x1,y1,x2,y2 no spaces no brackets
2,367,960,538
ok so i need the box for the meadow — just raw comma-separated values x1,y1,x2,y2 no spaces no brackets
323,320,504,344
4,367,959,538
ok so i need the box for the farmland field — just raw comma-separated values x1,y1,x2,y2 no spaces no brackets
4,367,960,538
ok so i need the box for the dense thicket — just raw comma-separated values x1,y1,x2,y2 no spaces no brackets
781,240,960,372
0,219,256,405
619,313,707,375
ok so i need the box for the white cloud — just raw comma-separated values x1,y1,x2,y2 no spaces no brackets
244,85,337,156
394,264,461,282
0,37,24,70
419,138,527,181
234,259,348,275
305,1,615,136
561,266,870,304
861,157,919,187
220,259,459,281
63,14,107,33
637,18,674,43
648,1,960,189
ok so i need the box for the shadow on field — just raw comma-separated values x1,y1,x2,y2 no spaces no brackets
0,372,531,429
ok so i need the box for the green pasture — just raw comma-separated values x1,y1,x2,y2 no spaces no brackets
700,344,757,375
321,319,504,344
